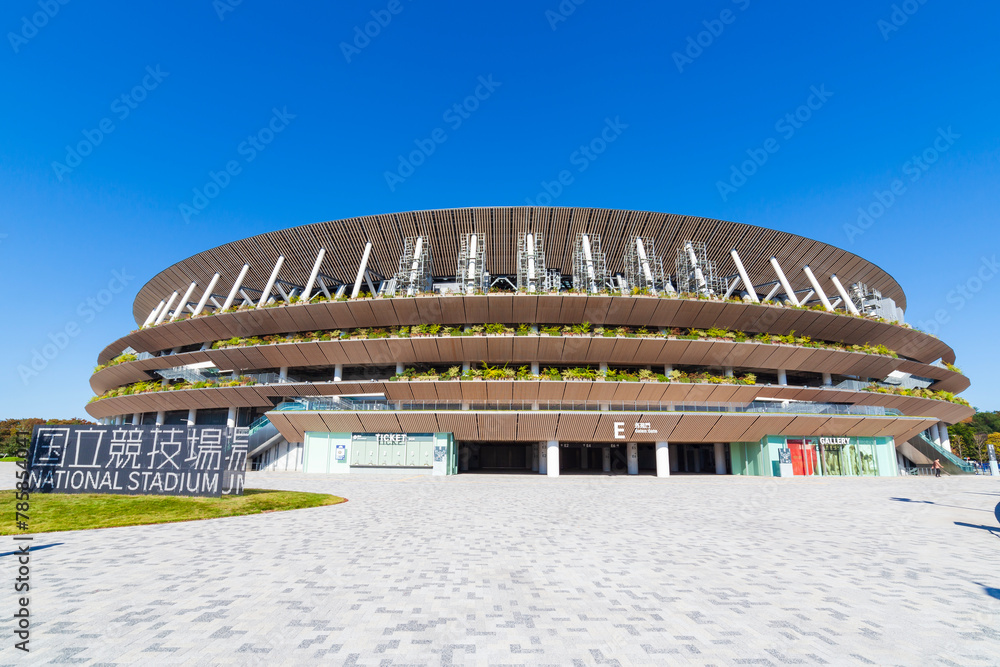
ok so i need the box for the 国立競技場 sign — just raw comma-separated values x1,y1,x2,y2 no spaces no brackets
27,425,248,497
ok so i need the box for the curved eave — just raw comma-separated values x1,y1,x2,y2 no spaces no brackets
131,207,908,323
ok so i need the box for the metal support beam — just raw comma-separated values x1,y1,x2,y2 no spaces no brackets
256,256,285,309
351,242,373,299
763,283,782,303
221,264,250,312
803,265,833,311
155,291,179,325
769,257,799,306
191,273,221,318
830,274,860,315
143,300,166,328
730,249,759,302
301,248,326,302
170,282,198,322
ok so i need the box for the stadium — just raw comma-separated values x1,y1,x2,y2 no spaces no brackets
86,207,974,477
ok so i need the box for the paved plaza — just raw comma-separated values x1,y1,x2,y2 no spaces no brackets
2,467,999,665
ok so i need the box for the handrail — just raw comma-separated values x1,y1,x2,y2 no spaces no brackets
914,432,976,473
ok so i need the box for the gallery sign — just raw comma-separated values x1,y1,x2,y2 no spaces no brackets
818,437,852,446
27,425,248,497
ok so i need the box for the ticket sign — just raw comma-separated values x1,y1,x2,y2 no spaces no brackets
27,425,248,497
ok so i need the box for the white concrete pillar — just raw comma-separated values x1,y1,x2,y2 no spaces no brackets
664,364,673,376
547,440,560,477
155,411,165,426
715,443,726,474
531,361,539,375
822,372,833,386
724,367,734,377
334,364,343,382
279,366,289,382
627,442,638,475
777,369,788,386
655,441,670,478
599,362,608,374
186,408,197,426
940,423,952,453
226,407,237,429
396,362,404,375
131,413,141,426
580,446,589,470
462,361,471,373
930,423,942,446
532,444,539,472
539,442,548,475
603,447,611,472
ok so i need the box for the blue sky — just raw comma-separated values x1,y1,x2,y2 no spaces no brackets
0,0,997,419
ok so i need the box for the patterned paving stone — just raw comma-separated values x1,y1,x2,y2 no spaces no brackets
1,469,999,665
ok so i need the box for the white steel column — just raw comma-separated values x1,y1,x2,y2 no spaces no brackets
131,413,141,425
155,411,165,426
466,234,479,295
940,423,952,453
257,256,285,308
191,273,221,317
526,233,537,292
830,274,860,315
408,237,424,296
278,367,288,382
636,237,657,295
664,364,673,375
802,266,833,311
221,264,251,311
334,364,343,382
655,441,670,477
769,257,799,306
396,362,404,375
170,282,199,322
684,242,708,294
143,300,166,327
714,443,726,474
627,442,639,475
603,447,611,472
777,369,788,386
351,242,373,299
301,248,326,302
186,409,197,426
539,442,548,475
730,249,759,302
226,407,237,428
822,373,833,386
154,291,179,325
546,440,560,477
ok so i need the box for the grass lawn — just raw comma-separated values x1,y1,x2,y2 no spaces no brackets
0,488,345,535
0,456,24,462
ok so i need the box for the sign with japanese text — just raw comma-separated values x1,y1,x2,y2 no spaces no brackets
27,425,248,497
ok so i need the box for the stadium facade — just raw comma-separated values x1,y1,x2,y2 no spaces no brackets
87,207,974,477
